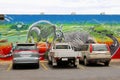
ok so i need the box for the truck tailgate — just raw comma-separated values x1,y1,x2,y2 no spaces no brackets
54,50,77,57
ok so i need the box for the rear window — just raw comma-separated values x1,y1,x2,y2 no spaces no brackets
92,45,108,51
73,45,88,51
15,44,36,50
55,45,70,49
81,45,89,51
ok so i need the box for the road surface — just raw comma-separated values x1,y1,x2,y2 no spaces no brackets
0,61,120,80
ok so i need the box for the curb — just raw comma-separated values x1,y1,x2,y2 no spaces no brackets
110,59,120,63
1,59,120,63
0,60,48,64
111,59,120,62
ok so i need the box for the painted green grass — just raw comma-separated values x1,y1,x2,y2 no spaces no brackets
61,23,120,43
0,23,120,43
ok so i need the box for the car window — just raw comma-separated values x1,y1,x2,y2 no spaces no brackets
81,45,89,51
55,45,70,49
92,45,108,51
15,46,36,50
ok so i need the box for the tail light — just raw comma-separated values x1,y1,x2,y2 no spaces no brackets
106,45,110,52
77,56,80,59
90,44,93,53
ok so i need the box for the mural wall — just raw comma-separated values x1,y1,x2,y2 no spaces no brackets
0,15,120,60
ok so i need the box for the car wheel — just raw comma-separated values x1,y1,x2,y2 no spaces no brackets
12,63,17,69
79,60,84,64
35,61,40,69
84,58,89,66
36,63,39,69
73,64,77,68
73,60,77,68
104,61,109,66
52,58,57,67
48,60,52,65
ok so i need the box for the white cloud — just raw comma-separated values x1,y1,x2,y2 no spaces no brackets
0,0,120,14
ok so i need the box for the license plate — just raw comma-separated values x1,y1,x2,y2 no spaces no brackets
62,58,68,61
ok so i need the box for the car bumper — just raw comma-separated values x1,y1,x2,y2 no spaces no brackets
89,55,111,59
88,55,111,62
13,57,39,64
89,58,111,62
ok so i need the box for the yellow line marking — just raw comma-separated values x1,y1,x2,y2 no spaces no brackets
40,60,48,63
7,63,12,71
0,61,11,65
41,63,48,70
78,65,85,70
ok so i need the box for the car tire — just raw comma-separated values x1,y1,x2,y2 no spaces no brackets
104,61,109,66
12,63,17,69
35,63,39,69
52,61,56,67
73,64,77,68
35,61,40,69
79,60,84,64
84,58,89,66
48,60,52,65
52,58,57,67
73,60,77,68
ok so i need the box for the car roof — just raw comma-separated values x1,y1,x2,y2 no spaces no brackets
54,43,70,45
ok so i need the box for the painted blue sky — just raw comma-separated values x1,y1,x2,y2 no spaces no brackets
4,15,120,24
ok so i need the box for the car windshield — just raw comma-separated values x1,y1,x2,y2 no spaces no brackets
15,46,36,50
55,45,70,49
92,45,108,51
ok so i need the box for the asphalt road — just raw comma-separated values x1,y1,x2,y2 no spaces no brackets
1,61,120,80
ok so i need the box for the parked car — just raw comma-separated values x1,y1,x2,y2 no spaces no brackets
79,44,111,66
12,43,40,69
48,42,79,67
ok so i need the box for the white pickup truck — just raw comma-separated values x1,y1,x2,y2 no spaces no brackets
48,42,79,67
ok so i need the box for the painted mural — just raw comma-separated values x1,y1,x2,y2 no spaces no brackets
0,15,120,60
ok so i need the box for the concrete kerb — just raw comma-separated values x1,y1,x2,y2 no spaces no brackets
110,59,120,64
110,59,120,63
0,59,120,64
0,61,12,64
0,60,48,64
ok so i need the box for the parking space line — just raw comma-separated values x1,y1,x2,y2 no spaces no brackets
40,60,48,63
41,63,48,70
7,63,12,71
78,64,86,70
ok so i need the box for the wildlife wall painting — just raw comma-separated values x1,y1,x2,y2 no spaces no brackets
0,14,120,60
